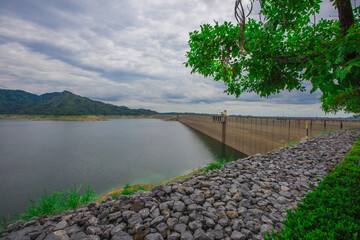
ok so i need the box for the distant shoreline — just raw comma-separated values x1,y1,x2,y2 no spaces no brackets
0,114,155,121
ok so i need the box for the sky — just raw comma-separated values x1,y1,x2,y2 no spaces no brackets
0,0,356,117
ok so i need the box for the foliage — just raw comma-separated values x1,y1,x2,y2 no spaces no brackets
282,140,301,148
265,137,360,239
18,184,97,221
0,89,157,115
111,184,147,199
204,156,235,172
185,1,360,115
0,216,8,237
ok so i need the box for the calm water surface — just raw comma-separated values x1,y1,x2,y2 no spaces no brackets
0,118,245,219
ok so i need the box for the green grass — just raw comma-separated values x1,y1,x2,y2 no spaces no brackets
0,216,8,237
18,184,97,221
110,184,147,199
265,137,360,240
204,156,235,172
282,140,301,148
320,130,336,135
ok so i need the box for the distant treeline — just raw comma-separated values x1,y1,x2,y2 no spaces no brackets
0,89,157,115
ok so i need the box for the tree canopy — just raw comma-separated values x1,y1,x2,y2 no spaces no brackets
185,0,360,115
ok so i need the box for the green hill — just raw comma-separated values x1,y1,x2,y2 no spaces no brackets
0,89,157,115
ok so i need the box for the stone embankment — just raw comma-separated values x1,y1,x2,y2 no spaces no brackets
2,129,359,240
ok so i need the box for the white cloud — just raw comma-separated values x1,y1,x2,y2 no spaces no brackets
0,0,353,117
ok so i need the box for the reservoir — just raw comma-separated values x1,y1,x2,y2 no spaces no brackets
0,118,245,219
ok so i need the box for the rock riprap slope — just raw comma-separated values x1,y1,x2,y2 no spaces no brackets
3,129,359,240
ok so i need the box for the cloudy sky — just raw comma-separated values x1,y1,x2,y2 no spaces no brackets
0,0,355,117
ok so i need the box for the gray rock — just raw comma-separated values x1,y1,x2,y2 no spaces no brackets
35,232,46,240
155,222,169,237
144,232,164,240
188,221,202,231
218,218,230,227
230,230,246,240
207,228,224,240
28,230,43,240
159,202,169,211
110,223,127,236
168,232,181,240
167,218,179,230
181,231,193,240
101,229,112,239
122,210,135,220
64,225,81,236
173,201,186,212
204,217,215,228
184,187,195,195
240,228,252,238
139,208,150,219
44,230,70,240
174,223,187,234
193,229,212,240
86,226,102,235
179,216,189,224
246,221,261,234
128,213,143,227
131,200,145,212
98,209,109,219
69,231,87,240
150,216,165,227
150,207,161,219
4,228,31,240
83,236,100,240
53,220,68,231
111,231,132,240
191,193,205,205
279,191,292,198
86,216,99,226
260,224,273,235
108,211,122,222
276,196,289,204
7,220,26,231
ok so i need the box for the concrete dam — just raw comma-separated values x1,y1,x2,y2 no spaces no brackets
178,115,360,156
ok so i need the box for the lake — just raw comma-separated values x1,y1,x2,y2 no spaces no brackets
0,118,245,220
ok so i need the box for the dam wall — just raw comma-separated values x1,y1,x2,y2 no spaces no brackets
178,115,360,156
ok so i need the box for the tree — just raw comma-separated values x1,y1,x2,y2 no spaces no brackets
185,0,360,115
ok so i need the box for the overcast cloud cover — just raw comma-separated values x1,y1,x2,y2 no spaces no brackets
0,0,354,117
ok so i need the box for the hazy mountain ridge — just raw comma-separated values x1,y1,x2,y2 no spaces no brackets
0,89,157,115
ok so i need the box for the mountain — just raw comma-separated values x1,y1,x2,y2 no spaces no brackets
0,89,157,115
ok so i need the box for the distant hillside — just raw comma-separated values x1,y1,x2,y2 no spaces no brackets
0,89,157,115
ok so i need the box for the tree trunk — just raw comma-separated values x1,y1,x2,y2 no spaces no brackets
336,0,354,31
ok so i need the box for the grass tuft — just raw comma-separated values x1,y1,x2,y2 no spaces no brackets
0,216,8,237
18,184,97,221
204,156,235,173
110,184,148,199
282,140,301,148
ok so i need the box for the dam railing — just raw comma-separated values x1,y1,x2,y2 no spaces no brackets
178,115,360,156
